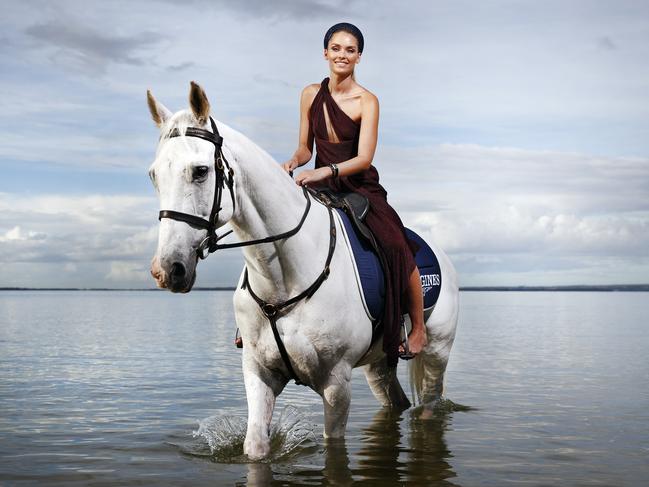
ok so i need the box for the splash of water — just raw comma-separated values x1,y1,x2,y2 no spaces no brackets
410,397,475,421
189,405,317,462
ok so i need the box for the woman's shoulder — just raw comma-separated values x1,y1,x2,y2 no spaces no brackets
302,82,321,96
351,81,378,101
300,83,321,106
356,85,379,110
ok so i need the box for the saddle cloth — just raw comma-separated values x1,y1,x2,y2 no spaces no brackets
335,209,442,323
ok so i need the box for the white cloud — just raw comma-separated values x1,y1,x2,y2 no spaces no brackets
106,261,150,282
0,226,46,242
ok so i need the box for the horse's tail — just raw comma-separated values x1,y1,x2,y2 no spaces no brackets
408,353,425,406
408,347,448,406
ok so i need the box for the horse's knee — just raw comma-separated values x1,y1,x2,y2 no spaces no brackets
323,383,351,410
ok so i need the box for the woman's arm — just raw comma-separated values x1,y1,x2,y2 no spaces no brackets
282,84,318,172
295,91,379,185
336,91,379,177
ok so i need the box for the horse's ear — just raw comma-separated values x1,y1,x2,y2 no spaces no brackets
147,90,172,127
189,81,210,125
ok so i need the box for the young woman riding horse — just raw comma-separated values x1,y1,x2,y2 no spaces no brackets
282,23,427,365
147,23,458,461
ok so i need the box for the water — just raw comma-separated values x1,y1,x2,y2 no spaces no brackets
1,290,648,486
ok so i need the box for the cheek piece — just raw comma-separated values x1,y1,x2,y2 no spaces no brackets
158,117,312,259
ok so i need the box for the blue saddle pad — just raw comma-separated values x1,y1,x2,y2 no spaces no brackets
336,210,442,321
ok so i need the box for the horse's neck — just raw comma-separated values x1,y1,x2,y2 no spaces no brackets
222,124,330,298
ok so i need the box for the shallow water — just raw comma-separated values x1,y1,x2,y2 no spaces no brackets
1,290,648,485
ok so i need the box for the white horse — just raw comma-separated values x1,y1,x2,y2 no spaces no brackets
147,82,459,460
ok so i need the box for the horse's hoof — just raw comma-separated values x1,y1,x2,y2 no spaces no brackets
244,442,270,461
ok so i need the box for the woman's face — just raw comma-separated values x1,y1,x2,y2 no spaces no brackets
324,31,361,76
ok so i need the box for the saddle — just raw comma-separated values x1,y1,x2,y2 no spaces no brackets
310,189,378,253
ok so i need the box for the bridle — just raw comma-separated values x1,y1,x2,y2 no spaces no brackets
156,116,336,387
158,117,311,259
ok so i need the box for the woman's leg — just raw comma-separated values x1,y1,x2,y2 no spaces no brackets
405,266,427,354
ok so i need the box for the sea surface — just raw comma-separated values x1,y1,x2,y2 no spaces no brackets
1,290,648,486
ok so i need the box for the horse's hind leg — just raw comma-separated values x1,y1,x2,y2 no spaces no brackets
411,273,459,405
362,357,411,410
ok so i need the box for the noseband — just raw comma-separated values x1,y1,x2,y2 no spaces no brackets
158,116,311,259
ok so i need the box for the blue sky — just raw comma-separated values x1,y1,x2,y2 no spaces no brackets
1,0,648,288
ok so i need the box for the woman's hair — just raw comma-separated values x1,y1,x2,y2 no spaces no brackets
323,22,364,53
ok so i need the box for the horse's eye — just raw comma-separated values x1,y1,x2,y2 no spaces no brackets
193,165,209,181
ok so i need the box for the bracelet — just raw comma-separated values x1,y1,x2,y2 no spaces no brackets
329,163,339,178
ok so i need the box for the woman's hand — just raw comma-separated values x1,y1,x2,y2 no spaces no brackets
295,167,331,186
282,158,300,173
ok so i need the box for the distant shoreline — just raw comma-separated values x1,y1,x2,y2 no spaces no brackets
1,285,648,292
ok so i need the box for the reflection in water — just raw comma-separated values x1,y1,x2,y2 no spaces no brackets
322,438,354,486
406,403,461,485
356,408,404,484
354,404,460,485
238,404,462,485
244,463,273,487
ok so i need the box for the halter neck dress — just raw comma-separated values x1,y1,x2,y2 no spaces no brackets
309,77,418,367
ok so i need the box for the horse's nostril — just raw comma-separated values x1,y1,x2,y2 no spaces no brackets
170,262,186,279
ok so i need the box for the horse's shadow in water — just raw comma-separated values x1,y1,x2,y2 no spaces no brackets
244,400,470,486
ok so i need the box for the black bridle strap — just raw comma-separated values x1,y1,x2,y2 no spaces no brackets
167,126,223,146
158,210,211,230
212,186,311,250
158,117,311,257
241,203,337,386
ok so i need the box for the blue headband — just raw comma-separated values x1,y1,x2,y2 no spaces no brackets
324,22,364,53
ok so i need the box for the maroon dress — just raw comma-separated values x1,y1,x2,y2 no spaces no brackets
309,77,418,367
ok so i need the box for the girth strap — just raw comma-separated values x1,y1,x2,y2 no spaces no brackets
242,200,337,386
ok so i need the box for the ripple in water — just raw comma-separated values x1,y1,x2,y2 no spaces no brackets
181,405,318,462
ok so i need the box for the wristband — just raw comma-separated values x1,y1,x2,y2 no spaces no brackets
329,163,339,178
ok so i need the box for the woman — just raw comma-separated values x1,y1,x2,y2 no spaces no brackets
282,22,426,367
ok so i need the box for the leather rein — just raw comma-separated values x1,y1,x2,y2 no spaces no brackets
157,117,336,386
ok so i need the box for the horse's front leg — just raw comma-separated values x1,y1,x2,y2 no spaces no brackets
242,353,286,460
321,365,352,438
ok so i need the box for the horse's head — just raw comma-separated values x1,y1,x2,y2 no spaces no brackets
147,82,235,292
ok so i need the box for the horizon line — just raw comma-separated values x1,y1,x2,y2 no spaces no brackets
1,284,648,292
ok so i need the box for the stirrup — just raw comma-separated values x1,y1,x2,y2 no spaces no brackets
398,319,415,361
234,328,243,348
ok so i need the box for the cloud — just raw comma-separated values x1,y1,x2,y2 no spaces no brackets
2,0,649,287
0,193,157,265
24,19,161,75
166,61,195,72
596,36,617,50
0,226,46,242
2,139,648,288
106,261,150,282
154,0,346,21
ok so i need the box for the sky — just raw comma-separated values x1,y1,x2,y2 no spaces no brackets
0,0,648,288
